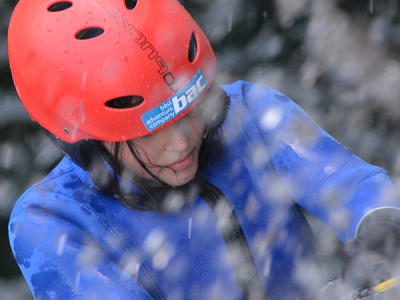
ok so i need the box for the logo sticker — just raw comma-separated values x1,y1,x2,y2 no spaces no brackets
141,70,208,131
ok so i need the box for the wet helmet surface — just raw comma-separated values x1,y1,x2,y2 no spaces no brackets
8,0,216,142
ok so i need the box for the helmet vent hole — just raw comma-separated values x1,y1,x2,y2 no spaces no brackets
75,27,105,40
188,32,198,63
48,1,73,12
106,96,144,109
125,0,138,10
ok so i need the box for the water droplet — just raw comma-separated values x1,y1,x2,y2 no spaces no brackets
113,40,120,45
228,14,233,32
56,234,67,255
188,217,192,239
369,0,374,14
81,72,88,90
120,56,128,62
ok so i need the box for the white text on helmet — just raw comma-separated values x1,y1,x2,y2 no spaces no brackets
104,4,178,93
140,70,208,132
172,75,207,114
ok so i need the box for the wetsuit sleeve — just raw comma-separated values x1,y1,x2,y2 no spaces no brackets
222,80,400,242
8,192,153,300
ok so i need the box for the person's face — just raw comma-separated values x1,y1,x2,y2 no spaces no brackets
105,110,206,187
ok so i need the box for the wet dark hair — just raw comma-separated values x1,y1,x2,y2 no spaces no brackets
45,87,231,211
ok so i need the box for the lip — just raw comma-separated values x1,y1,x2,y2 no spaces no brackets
168,152,194,172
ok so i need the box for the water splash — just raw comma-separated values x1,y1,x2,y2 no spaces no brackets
369,0,374,15
81,72,88,91
188,217,192,239
228,14,233,33
261,106,283,130
74,271,81,293
56,234,67,256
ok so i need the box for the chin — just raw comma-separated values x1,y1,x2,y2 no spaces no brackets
165,165,198,187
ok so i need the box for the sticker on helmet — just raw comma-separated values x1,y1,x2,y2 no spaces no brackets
141,70,208,131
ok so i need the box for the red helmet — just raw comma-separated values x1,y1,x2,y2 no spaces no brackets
8,0,216,143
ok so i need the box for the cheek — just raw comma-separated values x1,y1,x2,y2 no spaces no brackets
126,144,156,167
119,146,142,171
187,116,206,139
119,145,160,180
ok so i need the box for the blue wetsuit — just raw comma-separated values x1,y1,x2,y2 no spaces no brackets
9,81,399,299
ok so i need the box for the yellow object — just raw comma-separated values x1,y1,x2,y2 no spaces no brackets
373,276,399,293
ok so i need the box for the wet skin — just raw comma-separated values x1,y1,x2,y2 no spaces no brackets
105,110,205,187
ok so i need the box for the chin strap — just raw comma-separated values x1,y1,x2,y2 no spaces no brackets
199,177,271,300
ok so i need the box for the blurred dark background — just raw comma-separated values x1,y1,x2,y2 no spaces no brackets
2,0,400,298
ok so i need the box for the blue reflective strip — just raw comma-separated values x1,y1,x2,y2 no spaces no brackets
141,70,208,131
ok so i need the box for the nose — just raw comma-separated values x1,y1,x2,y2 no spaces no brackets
164,118,191,152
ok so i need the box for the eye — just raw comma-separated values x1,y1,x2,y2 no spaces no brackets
48,1,73,12
75,27,105,40
105,96,144,109
188,32,198,63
